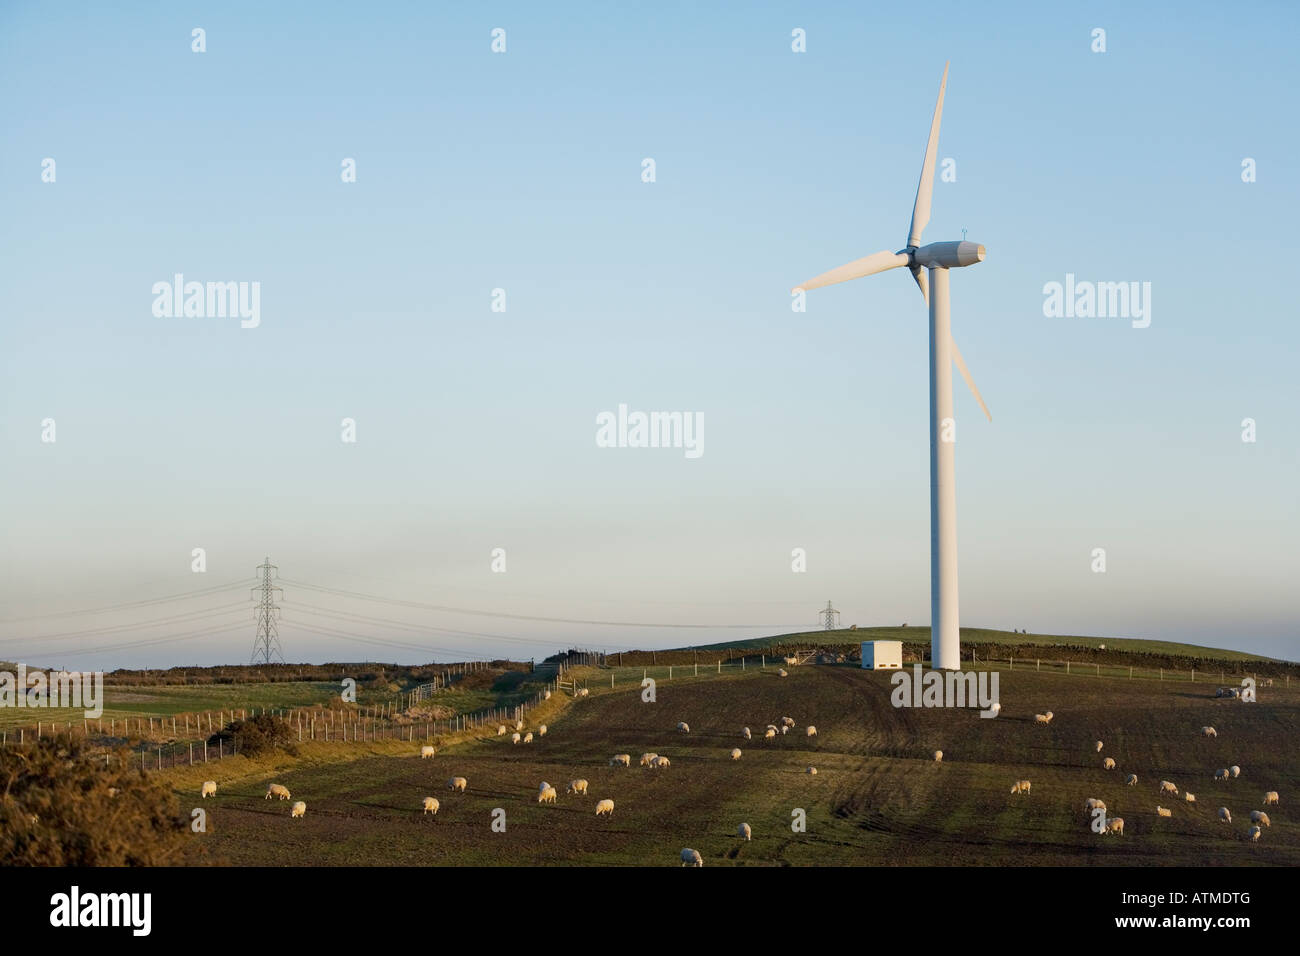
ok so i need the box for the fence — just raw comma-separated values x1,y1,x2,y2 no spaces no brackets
967,651,1293,688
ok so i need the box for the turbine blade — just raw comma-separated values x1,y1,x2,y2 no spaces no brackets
951,337,991,422
792,250,908,293
910,264,929,305
907,62,949,249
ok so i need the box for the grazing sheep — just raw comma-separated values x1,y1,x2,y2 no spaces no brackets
1218,807,1232,823
989,702,1002,716
1230,765,1240,778
609,754,631,767
1250,810,1270,826
1202,726,1217,738
448,776,468,793
578,688,589,697
764,728,776,740
738,822,751,841
544,689,551,700
1095,741,1103,753
538,725,547,737
1084,798,1104,812
1160,780,1179,796
566,779,589,795
523,732,534,744
1156,806,1172,817
515,720,524,731
538,781,552,793
651,755,671,769
512,732,522,744
538,786,558,804
678,722,690,734
1105,817,1124,835
266,783,291,801
777,669,788,678
680,848,703,867
742,727,751,740
807,766,818,775
1249,825,1262,842
639,752,659,767
783,656,797,665
1102,757,1116,771
291,801,307,818
1215,769,1230,782
201,780,217,799
1126,773,1138,787
730,748,742,760
1185,792,1196,803
422,797,439,815
107,788,119,798
806,726,817,737
933,750,943,763
595,799,614,817
782,717,795,728
1034,713,1052,725
1010,780,1032,795
497,725,506,736
1263,791,1279,806
421,745,436,759
780,725,789,735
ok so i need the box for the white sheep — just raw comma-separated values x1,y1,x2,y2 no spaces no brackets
1249,825,1261,842
1160,780,1179,796
1034,713,1052,725
422,797,439,815
578,688,589,697
1156,806,1172,817
448,776,467,793
738,822,751,841
1218,806,1232,823
782,717,795,728
989,702,1001,716
730,748,742,760
538,724,547,737
1263,791,1279,806
538,786,558,804
266,783,290,801
609,753,631,767
783,656,797,666
523,732,534,744
651,755,671,769
1214,768,1230,782
497,725,506,736
201,780,217,799
1010,780,1031,795
1250,810,1270,826
933,750,943,763
595,798,614,816
742,727,751,740
777,668,788,678
538,781,552,793
1102,757,1116,770
1126,773,1138,787
639,752,659,767
764,728,776,740
1202,726,1217,738
515,720,524,731
807,766,818,775
544,689,551,700
806,726,817,737
780,725,789,735
1230,765,1240,778
680,848,703,867
1084,798,1106,812
678,721,690,734
1105,817,1124,835
421,745,436,759
566,779,589,795
1185,792,1196,803
512,732,522,744
1094,740,1103,753
291,801,307,818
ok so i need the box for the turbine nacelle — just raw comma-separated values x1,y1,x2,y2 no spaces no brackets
907,240,986,271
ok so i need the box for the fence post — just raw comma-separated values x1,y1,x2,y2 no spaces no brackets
1129,666,1133,679
1096,663,1100,677
189,742,193,765
1160,668,1163,681
204,741,208,762
1066,661,1069,675
717,660,721,674
669,665,672,679
1191,668,1195,682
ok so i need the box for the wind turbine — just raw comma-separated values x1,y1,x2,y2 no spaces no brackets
792,62,988,672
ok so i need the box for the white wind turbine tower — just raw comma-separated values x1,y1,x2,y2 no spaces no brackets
793,62,989,671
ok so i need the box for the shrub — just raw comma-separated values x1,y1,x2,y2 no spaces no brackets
210,713,298,758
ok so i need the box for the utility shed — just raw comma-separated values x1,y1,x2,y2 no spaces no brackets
861,640,903,670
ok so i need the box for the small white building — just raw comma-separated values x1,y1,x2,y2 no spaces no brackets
861,640,903,670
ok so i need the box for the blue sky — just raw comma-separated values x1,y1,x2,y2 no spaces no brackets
2,1,1297,668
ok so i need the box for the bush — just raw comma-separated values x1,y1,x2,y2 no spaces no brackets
209,713,298,758
0,735,194,866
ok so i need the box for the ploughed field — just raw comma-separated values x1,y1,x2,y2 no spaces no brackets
192,666,1300,865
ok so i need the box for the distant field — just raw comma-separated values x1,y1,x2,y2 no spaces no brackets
186,665,1299,866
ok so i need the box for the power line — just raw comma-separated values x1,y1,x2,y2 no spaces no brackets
0,578,257,624
0,602,251,647
250,558,285,665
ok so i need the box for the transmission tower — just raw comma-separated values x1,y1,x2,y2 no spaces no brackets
818,600,841,631
249,557,285,665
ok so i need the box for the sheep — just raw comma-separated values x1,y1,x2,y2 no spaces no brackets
1185,792,1196,803
201,780,217,799
1250,810,1270,826
1159,780,1179,796
764,728,776,740
595,798,614,816
515,720,524,731
512,732,522,744
544,689,551,700
1084,798,1106,812
1249,825,1262,842
266,783,291,801
1034,713,1052,725
1010,780,1031,795
730,748,742,760
639,752,659,767
421,745,436,759
806,726,817,737
651,755,671,769
578,688,589,697
989,702,1001,716
1202,726,1217,738
497,725,506,736
777,668,788,678
680,848,703,867
106,788,119,798
1156,806,1172,817
609,753,631,767
538,781,552,793
1263,791,1279,806
448,776,468,793
523,732,534,744
738,822,751,841
422,797,440,815
1095,741,1104,753
538,725,547,737
1125,773,1138,787
538,786,558,804
1218,807,1232,823
780,725,789,735
1214,768,1230,782
1230,765,1240,778
291,801,307,818
1105,817,1124,835
933,750,943,763
741,727,751,740
677,722,690,734
807,766,818,775
566,779,589,795
782,717,795,728
783,656,797,666
1102,757,1116,770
